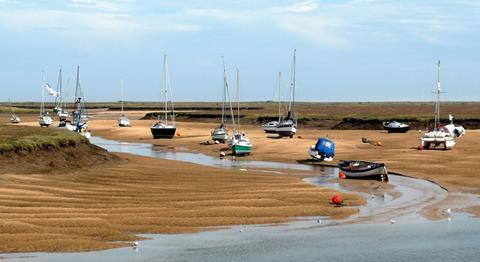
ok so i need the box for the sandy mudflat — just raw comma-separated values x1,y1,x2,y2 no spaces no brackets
89,118,480,193
2,112,479,252
0,150,362,252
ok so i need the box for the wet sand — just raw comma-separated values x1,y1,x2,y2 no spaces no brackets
0,151,362,253
88,118,480,194
3,113,479,252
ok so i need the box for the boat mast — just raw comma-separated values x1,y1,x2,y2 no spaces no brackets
290,49,296,120
74,66,82,124
277,72,282,122
120,79,124,117
9,99,15,115
41,70,45,117
163,54,168,125
223,57,236,132
221,56,226,126
236,68,240,131
434,60,441,131
55,69,62,109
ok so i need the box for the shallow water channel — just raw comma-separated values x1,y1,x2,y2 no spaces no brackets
4,136,480,261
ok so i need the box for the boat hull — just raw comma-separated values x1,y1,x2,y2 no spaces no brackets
308,147,333,162
384,126,409,133
338,160,388,181
263,126,277,133
118,120,131,127
151,127,176,139
276,126,297,137
421,137,455,150
232,144,252,155
212,132,228,142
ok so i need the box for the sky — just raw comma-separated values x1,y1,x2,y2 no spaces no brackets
0,0,479,102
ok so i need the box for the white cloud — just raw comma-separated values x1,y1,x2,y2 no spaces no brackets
69,0,128,12
0,0,478,49
270,0,319,13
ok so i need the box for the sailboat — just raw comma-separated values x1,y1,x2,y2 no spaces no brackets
211,57,230,143
262,72,282,133
53,69,69,126
39,71,53,127
276,49,297,138
65,66,91,139
150,54,176,139
420,61,455,150
9,99,20,124
228,68,252,155
118,79,131,127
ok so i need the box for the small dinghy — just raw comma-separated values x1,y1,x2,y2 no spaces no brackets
383,121,409,133
338,160,389,181
308,138,335,162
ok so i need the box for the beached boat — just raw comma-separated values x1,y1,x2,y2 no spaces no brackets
8,99,20,124
151,55,176,139
118,79,131,127
211,61,229,142
52,69,69,125
338,160,389,181
228,67,252,155
39,72,53,127
420,61,455,150
276,50,297,138
308,138,335,162
65,66,91,139
383,121,409,133
262,121,278,133
262,72,282,133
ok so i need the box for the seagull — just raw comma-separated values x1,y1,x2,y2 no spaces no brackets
220,152,226,157
446,208,451,214
239,229,243,233
214,140,220,144
390,219,396,224
317,219,321,224
132,241,139,247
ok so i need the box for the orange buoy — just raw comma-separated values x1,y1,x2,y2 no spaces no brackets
331,194,343,205
338,172,346,179
376,141,383,146
176,132,181,136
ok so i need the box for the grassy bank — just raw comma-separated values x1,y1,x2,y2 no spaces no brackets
0,125,87,153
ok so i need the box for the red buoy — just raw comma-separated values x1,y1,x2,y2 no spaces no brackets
331,194,343,205
338,172,346,179
417,145,423,150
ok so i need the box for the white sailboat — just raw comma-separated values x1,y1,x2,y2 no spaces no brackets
118,79,131,127
39,71,53,127
66,66,91,139
53,69,69,125
9,99,20,124
276,49,297,138
420,61,455,150
211,57,230,143
262,72,282,133
150,54,176,139
228,68,252,155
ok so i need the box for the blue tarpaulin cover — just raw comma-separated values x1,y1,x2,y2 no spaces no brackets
314,138,335,157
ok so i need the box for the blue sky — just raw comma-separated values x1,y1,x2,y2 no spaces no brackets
0,0,479,102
